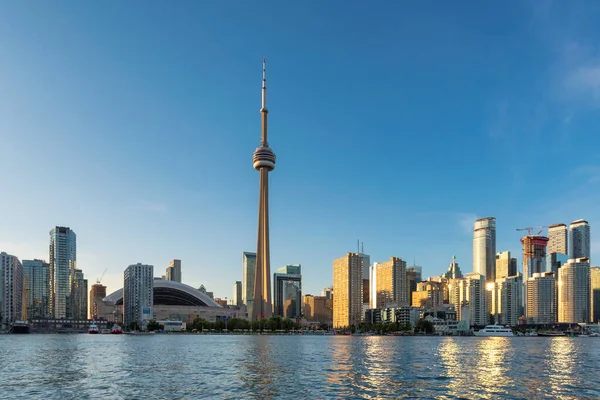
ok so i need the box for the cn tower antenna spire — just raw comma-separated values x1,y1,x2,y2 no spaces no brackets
260,58,268,145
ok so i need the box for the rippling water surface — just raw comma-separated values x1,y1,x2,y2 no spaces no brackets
1,335,599,399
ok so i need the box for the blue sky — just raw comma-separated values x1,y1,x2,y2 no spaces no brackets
1,2,599,300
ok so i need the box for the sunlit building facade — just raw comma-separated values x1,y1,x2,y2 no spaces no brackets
473,217,496,282
242,252,256,315
591,267,600,323
22,259,50,319
303,294,332,325
448,273,486,326
49,226,76,318
526,272,556,324
375,257,408,308
232,281,242,307
548,223,568,254
412,280,444,309
333,253,363,328
491,274,522,326
441,256,463,280
495,251,517,280
558,258,590,323
166,259,181,283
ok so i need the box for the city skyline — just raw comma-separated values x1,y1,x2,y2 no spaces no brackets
1,3,600,300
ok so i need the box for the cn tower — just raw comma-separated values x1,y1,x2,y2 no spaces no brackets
251,59,276,321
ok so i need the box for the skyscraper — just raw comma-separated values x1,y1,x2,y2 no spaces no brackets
548,223,568,254
273,265,302,318
22,259,50,319
448,272,487,326
375,257,408,308
251,59,276,321
333,253,363,329
242,251,256,313
521,235,549,318
558,257,590,323
526,272,556,324
473,217,496,281
591,266,600,323
0,252,23,327
49,226,76,318
123,263,154,329
71,269,88,320
166,259,181,283
569,220,590,259
232,281,242,307
442,256,463,279
495,251,517,279
89,283,107,319
492,274,522,326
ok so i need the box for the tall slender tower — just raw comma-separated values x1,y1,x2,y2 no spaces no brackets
251,59,276,321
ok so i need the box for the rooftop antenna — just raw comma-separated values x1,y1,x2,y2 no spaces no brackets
357,239,359,254
361,242,364,254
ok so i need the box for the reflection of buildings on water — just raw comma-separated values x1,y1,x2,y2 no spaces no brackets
239,337,281,397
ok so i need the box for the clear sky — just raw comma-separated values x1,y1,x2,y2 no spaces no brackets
1,2,599,300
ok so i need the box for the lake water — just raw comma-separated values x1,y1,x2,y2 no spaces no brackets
0,334,599,399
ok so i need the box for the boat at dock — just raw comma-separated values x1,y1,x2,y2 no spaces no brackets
474,325,514,337
10,321,31,334
88,324,99,334
111,325,123,334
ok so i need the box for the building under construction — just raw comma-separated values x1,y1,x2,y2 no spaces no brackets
521,235,549,280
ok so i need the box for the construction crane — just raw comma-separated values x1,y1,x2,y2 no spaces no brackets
96,268,107,284
516,226,549,236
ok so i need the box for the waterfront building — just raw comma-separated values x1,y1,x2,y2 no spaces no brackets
22,259,50,318
49,226,77,318
521,235,548,317
591,267,600,323
495,251,517,279
369,262,378,309
1,252,23,327
303,294,332,325
491,274,522,326
71,269,88,320
166,259,181,283
411,280,444,309
242,251,256,314
558,258,590,323
333,253,363,328
441,256,463,280
448,273,486,326
102,279,235,324
89,283,107,319
123,263,154,329
251,60,276,321
273,264,302,318
569,220,590,259
473,217,496,282
548,224,568,254
375,257,408,308
232,281,242,307
368,305,420,327
526,272,556,324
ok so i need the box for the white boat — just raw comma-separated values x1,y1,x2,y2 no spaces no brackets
474,325,514,337
88,324,99,334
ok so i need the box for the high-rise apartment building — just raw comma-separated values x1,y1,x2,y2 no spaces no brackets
569,220,590,259
526,272,556,324
89,283,107,319
374,257,408,308
333,253,363,329
22,259,50,319
548,224,568,254
492,274,522,326
496,251,517,279
303,294,332,325
369,262,378,309
558,258,590,323
1,252,23,327
242,252,256,315
411,280,444,309
71,269,87,320
521,235,549,280
406,265,423,282
546,252,569,277
123,263,154,329
591,267,600,323
166,259,181,283
49,226,76,318
448,273,486,326
473,217,496,281
232,281,242,307
273,264,302,318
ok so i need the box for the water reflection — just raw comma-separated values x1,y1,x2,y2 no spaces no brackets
545,338,579,398
474,338,513,398
240,336,282,399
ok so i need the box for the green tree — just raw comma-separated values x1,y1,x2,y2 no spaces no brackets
128,321,140,331
281,318,294,332
147,319,161,331
415,319,434,334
